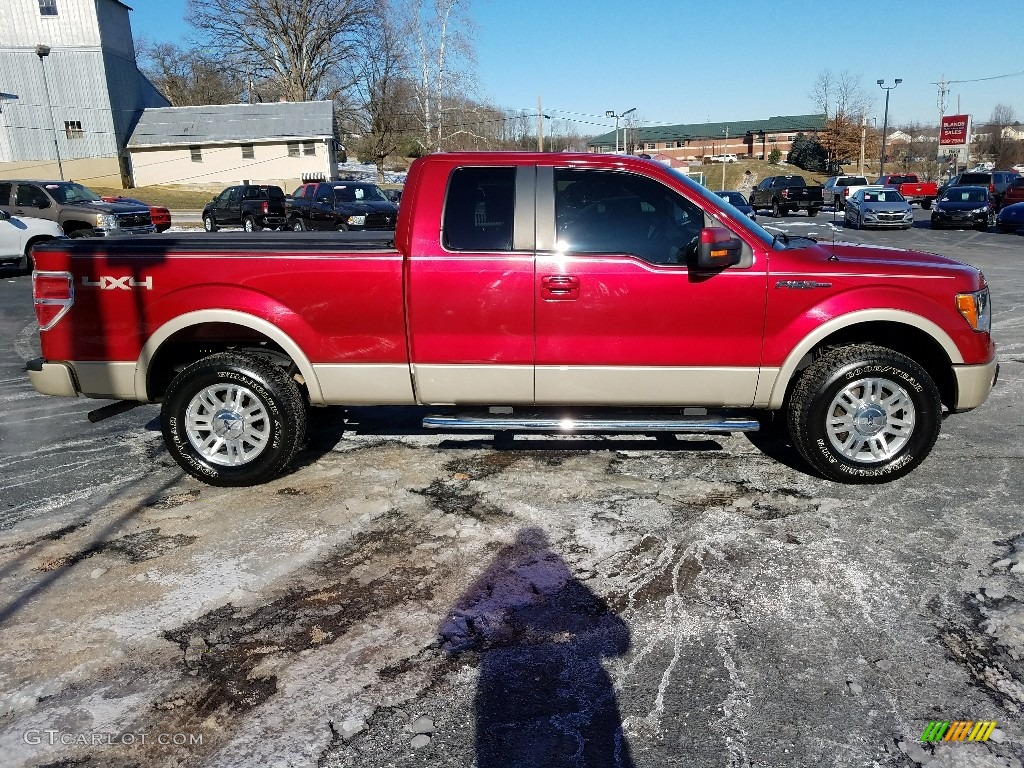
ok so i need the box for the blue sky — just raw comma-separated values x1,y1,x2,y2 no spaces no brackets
128,0,1024,133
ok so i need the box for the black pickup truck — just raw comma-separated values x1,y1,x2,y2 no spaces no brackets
287,181,399,231
749,175,824,218
202,184,288,232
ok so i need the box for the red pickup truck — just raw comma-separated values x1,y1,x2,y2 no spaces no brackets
874,174,938,209
27,152,997,486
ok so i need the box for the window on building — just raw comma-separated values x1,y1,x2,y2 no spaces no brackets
646,143,656,150
190,146,202,162
303,141,316,156
39,0,58,16
241,144,255,159
64,120,83,139
287,142,300,157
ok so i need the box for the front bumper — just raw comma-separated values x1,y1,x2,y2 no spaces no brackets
26,358,79,397
93,225,158,236
952,357,999,412
931,212,988,228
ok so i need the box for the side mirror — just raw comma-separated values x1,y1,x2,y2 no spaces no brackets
696,227,742,269
0,209,9,221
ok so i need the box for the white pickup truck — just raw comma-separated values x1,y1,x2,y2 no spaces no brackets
0,210,63,272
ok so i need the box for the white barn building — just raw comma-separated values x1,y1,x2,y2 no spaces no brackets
0,0,168,186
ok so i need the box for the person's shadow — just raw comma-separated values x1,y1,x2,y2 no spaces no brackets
439,528,635,767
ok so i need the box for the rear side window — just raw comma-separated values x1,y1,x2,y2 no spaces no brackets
443,167,516,251
0,182,10,205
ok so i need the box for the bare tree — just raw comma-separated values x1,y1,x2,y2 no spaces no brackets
138,41,243,106
810,70,872,172
185,0,374,102
400,0,477,152
344,9,418,181
979,104,1023,168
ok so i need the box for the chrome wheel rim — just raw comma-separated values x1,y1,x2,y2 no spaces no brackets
185,383,271,466
826,376,916,463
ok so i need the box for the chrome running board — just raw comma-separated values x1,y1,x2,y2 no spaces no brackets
421,413,760,433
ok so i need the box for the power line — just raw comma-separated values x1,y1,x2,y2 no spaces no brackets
931,69,1024,85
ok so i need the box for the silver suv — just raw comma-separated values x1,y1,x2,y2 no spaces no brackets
0,180,155,237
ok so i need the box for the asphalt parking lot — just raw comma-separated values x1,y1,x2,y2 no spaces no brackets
1,209,1022,768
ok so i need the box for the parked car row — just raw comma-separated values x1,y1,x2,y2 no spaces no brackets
201,182,400,233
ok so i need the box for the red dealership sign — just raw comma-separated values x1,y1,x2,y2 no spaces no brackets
939,115,970,145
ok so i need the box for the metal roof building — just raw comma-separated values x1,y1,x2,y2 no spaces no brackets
588,114,826,162
126,101,339,187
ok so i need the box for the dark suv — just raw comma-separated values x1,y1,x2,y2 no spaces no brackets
940,170,1022,210
202,184,287,232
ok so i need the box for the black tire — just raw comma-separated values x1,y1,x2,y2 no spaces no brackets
809,207,821,217
997,225,1016,234
921,200,932,210
22,237,50,272
161,352,306,487
291,217,306,232
334,222,350,232
243,216,262,232
787,344,941,483
203,215,218,233
772,200,782,218
68,228,94,238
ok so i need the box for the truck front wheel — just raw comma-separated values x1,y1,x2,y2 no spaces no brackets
786,345,941,483
161,352,306,487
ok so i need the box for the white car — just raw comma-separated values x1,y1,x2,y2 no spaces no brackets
0,210,63,272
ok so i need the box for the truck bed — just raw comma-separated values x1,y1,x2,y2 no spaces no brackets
44,231,398,256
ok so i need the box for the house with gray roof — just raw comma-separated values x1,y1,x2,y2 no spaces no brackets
127,101,338,188
588,114,825,164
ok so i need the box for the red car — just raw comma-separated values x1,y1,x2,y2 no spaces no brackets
1002,177,1024,207
101,196,171,232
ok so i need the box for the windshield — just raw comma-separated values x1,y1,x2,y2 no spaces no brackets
333,184,388,203
715,191,747,206
862,190,906,203
941,187,988,203
44,182,101,204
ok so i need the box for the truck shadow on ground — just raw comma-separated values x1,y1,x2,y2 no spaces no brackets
439,526,636,767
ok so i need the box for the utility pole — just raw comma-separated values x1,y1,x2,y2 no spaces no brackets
722,127,728,190
877,78,901,176
34,44,64,180
537,97,543,152
859,116,867,177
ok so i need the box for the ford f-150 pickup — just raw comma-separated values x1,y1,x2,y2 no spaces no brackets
748,175,824,217
874,174,938,209
26,152,998,487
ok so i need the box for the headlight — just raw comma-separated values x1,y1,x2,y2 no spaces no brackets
346,215,366,226
956,287,992,333
972,207,989,214
95,213,118,229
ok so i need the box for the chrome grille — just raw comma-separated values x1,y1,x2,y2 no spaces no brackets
117,212,152,228
364,213,396,230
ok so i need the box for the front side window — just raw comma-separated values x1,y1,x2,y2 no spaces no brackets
39,0,58,16
16,184,51,208
554,168,705,265
442,167,516,252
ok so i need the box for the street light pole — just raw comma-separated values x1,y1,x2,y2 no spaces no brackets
605,107,636,154
35,44,64,180
877,78,901,177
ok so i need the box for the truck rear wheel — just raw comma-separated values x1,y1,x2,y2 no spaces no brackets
243,216,262,232
772,201,782,218
921,200,932,210
786,344,941,483
161,352,306,487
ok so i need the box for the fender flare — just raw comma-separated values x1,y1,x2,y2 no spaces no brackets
764,308,962,409
135,309,324,404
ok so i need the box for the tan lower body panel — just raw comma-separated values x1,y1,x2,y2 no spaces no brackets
313,364,416,405
412,364,534,405
535,366,760,407
952,358,998,411
74,362,139,400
